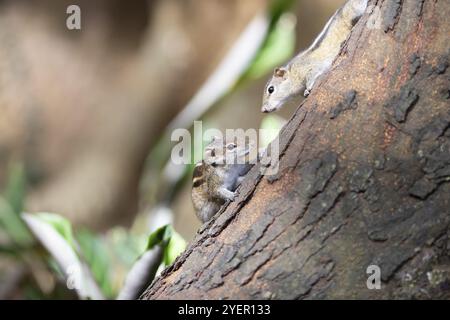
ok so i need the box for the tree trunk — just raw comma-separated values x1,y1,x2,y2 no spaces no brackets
142,0,450,299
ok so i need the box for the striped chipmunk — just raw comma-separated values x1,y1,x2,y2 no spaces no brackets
261,0,368,113
191,136,257,223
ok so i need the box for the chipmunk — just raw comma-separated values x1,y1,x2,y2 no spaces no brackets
192,136,256,223
261,0,368,113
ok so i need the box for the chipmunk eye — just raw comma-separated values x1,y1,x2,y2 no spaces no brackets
210,149,215,157
226,143,236,150
268,86,275,94
211,162,218,167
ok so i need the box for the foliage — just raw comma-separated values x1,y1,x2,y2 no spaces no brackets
243,0,296,80
0,162,186,299
0,163,33,248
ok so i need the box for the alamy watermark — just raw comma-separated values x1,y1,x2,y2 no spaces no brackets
66,5,81,30
366,264,381,289
171,121,280,176
66,264,81,291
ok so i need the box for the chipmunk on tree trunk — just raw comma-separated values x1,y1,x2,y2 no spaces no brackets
261,0,368,113
191,136,257,223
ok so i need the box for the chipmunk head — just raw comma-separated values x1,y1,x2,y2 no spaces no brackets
192,136,253,192
203,136,250,168
261,67,294,113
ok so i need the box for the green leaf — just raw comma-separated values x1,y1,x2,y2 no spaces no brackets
268,0,296,22
22,213,104,300
0,162,32,247
105,227,147,274
116,246,163,300
146,225,173,250
76,229,113,298
0,196,33,246
241,0,296,82
244,12,296,80
36,213,76,249
163,230,186,266
117,225,186,299
0,243,19,256
4,162,26,214
145,224,186,266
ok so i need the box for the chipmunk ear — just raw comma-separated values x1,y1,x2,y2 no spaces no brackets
274,67,287,78
210,135,221,143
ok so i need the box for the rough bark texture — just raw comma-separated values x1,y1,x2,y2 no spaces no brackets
142,0,450,299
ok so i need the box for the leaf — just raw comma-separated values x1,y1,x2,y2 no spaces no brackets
21,213,104,300
244,11,296,80
116,246,163,300
146,224,172,250
4,162,26,214
106,227,147,267
0,162,33,247
117,225,186,299
76,229,113,298
36,213,76,249
268,0,296,22
117,225,171,300
0,243,19,256
164,230,187,266
0,196,33,247
242,0,297,81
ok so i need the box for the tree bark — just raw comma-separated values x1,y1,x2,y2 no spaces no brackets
142,0,450,299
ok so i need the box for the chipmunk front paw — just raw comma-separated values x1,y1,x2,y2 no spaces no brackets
218,187,236,201
304,88,311,97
